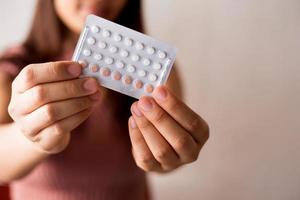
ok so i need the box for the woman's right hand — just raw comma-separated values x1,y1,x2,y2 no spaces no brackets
8,61,101,154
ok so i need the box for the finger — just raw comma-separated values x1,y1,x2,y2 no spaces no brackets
20,93,100,138
13,61,82,93
34,108,92,153
137,97,199,163
131,103,180,170
128,116,162,172
18,77,100,114
152,86,209,144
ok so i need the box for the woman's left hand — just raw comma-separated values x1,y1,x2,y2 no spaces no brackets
128,86,209,173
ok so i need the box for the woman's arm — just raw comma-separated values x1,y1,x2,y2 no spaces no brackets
0,72,48,183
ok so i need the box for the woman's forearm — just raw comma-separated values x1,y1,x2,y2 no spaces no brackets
0,122,48,184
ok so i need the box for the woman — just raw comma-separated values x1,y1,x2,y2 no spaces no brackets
0,0,209,199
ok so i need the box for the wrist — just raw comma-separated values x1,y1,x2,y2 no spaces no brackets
11,122,49,159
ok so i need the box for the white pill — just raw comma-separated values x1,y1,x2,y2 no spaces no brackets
146,47,155,55
124,38,133,46
158,51,167,59
94,53,103,61
102,29,111,37
105,57,114,65
143,58,151,66
91,26,100,33
135,42,144,50
98,41,107,49
83,49,92,56
153,63,162,70
87,37,96,45
114,34,122,42
131,54,140,62
120,50,129,58
116,61,125,69
138,70,147,77
109,46,118,53
148,73,158,82
127,64,136,73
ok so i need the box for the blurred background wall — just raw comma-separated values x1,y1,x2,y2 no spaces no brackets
1,0,299,200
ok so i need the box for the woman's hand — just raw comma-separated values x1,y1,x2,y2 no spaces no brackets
8,61,102,154
128,86,209,173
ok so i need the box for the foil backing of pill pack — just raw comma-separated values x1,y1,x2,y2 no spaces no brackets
72,14,177,99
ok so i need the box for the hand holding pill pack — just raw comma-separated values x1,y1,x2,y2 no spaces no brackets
72,15,177,99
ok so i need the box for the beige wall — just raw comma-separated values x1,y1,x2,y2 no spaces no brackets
144,0,300,200
1,0,299,200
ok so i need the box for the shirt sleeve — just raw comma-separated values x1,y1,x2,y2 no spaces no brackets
0,46,26,78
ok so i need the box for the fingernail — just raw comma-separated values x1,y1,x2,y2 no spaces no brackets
89,92,101,101
154,86,168,101
131,103,143,117
68,64,81,77
84,79,98,92
129,117,137,129
138,97,153,112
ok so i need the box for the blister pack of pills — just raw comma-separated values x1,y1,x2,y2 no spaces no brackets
72,14,177,99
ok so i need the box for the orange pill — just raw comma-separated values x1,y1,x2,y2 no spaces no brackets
90,64,99,72
134,80,143,89
112,71,122,80
100,67,111,77
145,84,154,93
123,75,132,85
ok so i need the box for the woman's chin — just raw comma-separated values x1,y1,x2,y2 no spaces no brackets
79,7,109,19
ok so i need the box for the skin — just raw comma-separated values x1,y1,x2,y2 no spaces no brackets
0,0,209,182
